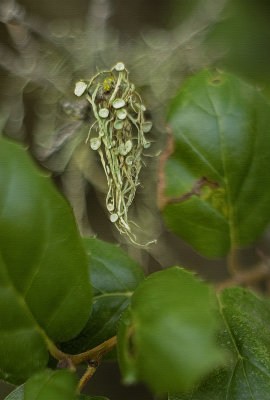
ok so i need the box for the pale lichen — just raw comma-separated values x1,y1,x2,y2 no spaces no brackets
74,63,155,246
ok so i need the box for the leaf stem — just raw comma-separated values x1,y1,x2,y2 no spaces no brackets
78,360,99,392
216,259,270,291
71,335,117,365
48,335,117,367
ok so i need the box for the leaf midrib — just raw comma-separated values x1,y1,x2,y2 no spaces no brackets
87,297,130,345
90,253,135,292
0,252,50,347
28,371,55,400
218,295,256,399
22,197,51,298
206,88,236,248
93,291,133,300
174,128,224,184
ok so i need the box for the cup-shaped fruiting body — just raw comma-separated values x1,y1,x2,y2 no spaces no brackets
110,213,118,223
99,108,109,118
107,202,114,212
74,81,87,97
114,120,124,130
114,62,125,71
113,98,125,109
90,137,101,150
142,121,153,133
116,109,127,120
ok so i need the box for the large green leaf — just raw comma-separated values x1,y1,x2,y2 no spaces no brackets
60,238,144,355
164,69,270,257
0,137,92,383
171,288,270,399
117,267,223,394
24,369,78,400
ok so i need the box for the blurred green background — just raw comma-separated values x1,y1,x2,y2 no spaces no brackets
1,0,270,398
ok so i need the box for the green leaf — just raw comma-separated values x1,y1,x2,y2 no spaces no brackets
171,288,270,399
24,369,78,400
164,69,270,257
117,267,223,394
0,253,49,384
5,386,24,400
60,238,144,355
0,137,92,383
117,307,136,383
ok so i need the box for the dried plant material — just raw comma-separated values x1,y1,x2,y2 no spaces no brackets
74,63,155,246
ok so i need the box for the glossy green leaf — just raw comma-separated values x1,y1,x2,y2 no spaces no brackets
0,137,92,383
164,69,270,257
24,369,78,400
171,288,270,399
117,267,223,394
60,238,144,355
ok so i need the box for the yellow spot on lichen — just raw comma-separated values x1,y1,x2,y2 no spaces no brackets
103,77,114,92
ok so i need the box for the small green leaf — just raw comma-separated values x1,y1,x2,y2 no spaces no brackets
117,267,223,394
164,70,270,257
24,369,78,400
0,137,92,383
171,288,270,399
60,238,144,355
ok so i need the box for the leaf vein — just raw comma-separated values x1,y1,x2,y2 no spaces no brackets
89,297,129,345
45,271,84,331
91,255,130,291
93,291,133,300
226,360,239,400
246,357,270,380
242,359,255,400
174,129,223,183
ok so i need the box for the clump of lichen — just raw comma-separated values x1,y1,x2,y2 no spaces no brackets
74,62,154,246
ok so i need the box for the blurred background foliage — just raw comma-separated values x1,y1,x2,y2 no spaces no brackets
1,0,270,398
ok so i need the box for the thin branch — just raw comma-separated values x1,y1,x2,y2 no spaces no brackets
71,335,117,366
159,172,219,210
48,335,118,368
165,176,219,206
216,261,270,292
158,126,219,209
78,360,99,392
48,334,118,393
